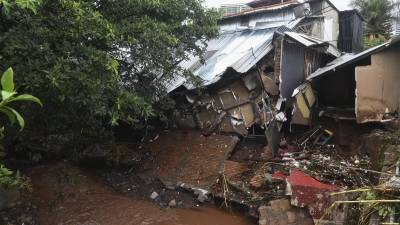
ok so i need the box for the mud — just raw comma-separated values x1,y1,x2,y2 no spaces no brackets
142,130,239,190
24,162,256,225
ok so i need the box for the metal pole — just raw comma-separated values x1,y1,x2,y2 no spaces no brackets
390,160,400,223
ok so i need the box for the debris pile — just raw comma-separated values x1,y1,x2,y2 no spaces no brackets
208,126,390,224
132,122,400,225
299,150,373,187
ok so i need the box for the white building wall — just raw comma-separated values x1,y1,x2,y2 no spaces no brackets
321,1,340,47
392,11,400,36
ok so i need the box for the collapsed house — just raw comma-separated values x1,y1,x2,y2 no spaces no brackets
307,37,400,124
167,0,364,143
155,0,400,225
158,1,400,224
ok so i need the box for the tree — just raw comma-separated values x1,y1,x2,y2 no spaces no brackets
353,0,396,41
97,0,219,100
0,0,219,155
0,0,42,14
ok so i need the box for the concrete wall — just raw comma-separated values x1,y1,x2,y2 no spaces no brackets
321,0,340,47
355,47,400,123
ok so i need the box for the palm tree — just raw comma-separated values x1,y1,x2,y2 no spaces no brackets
352,0,396,40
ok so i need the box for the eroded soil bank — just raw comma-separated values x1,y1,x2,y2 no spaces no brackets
23,162,256,225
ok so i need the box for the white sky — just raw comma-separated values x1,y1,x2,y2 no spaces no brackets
204,0,353,10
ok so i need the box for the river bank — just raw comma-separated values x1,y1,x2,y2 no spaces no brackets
1,162,256,225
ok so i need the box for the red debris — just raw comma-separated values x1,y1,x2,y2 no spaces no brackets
272,171,287,180
286,170,339,220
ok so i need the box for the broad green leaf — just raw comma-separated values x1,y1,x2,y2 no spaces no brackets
8,94,43,106
3,106,24,130
1,91,15,101
0,107,16,124
1,68,14,92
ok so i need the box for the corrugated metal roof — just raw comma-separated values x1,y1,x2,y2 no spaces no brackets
285,31,324,46
308,36,400,80
166,19,305,93
192,27,275,89
284,32,341,57
165,27,276,92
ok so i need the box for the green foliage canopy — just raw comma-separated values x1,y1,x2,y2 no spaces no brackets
0,0,219,153
353,0,396,40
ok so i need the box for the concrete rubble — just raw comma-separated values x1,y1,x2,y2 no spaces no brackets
258,199,314,225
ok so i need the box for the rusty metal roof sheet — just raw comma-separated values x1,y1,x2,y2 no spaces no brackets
308,36,400,80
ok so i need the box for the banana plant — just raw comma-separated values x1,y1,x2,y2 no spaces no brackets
0,67,42,132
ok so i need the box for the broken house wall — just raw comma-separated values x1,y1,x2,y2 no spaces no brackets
280,40,306,99
294,17,324,40
279,38,325,99
355,46,400,123
279,37,328,125
195,72,263,136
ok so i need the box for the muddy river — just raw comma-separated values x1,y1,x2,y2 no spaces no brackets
26,163,256,225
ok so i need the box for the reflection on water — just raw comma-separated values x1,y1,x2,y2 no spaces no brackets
26,163,255,225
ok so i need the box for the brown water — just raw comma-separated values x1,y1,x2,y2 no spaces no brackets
26,163,255,225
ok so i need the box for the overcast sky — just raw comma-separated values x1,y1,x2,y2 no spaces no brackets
204,0,353,10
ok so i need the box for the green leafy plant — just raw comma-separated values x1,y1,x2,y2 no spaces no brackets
0,164,29,189
0,0,42,14
0,68,42,136
364,36,387,49
0,67,41,190
356,190,400,224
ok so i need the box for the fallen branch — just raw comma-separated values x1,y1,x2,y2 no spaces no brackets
334,200,400,204
326,164,396,177
331,187,397,196
221,172,230,209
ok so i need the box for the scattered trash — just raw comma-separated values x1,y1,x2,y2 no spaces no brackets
193,188,209,203
296,126,334,150
150,192,159,200
168,199,177,208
